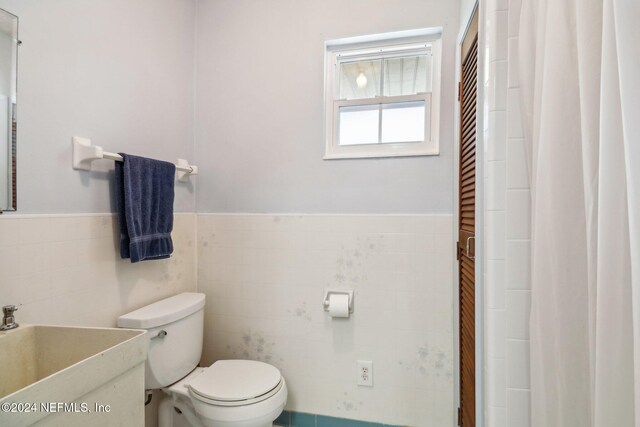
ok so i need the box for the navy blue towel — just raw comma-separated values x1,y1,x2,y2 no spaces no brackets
114,153,176,263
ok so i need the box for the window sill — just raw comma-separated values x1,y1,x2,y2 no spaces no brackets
323,147,440,160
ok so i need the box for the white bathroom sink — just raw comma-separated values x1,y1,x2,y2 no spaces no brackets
0,324,148,426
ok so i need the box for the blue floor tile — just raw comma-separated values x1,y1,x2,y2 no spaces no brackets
277,411,401,427
291,411,316,427
275,410,291,426
316,415,372,427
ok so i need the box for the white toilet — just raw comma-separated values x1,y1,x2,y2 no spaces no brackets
117,292,287,427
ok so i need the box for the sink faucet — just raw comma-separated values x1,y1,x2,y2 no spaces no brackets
0,305,19,330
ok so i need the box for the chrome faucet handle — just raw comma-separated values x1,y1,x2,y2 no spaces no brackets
3,305,17,315
1,305,19,330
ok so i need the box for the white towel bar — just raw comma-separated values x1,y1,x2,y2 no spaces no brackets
72,136,198,182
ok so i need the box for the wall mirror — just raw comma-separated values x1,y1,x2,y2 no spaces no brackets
0,8,17,212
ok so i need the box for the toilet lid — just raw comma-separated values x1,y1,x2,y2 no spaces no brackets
188,360,281,402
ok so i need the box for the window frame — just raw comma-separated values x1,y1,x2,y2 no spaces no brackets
324,32,442,160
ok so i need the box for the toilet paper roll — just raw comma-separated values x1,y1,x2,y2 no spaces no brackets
328,294,350,318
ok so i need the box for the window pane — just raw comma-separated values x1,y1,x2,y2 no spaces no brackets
339,60,382,100
338,104,380,145
381,101,427,143
383,54,431,97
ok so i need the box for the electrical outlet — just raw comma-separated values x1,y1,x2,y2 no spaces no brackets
357,360,373,387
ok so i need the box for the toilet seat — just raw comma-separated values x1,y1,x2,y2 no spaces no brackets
187,360,283,407
190,379,283,407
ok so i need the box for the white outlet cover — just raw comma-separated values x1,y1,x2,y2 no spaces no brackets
357,360,373,387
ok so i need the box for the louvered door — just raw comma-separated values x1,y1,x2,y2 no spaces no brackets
458,10,478,427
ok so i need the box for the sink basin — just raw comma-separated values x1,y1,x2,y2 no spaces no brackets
0,325,148,426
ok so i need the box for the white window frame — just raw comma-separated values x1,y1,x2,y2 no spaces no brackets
324,29,442,160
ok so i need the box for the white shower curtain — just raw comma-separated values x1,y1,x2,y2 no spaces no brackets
519,0,640,425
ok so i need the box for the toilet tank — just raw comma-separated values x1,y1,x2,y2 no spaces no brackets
117,292,206,389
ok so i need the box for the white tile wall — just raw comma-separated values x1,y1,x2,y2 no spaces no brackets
506,291,530,339
197,214,454,426
506,339,530,389
506,89,525,139
482,0,531,425
505,190,531,240
506,389,530,426
488,61,509,111
0,213,197,327
487,310,506,359
487,406,507,427
487,111,507,162
486,260,505,309
485,211,506,260
506,140,528,189
505,241,531,290
486,356,506,406
1,211,454,426
486,161,507,211
507,0,522,38
490,0,509,12
507,40,520,88
488,11,509,62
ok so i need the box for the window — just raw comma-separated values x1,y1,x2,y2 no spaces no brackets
324,29,442,159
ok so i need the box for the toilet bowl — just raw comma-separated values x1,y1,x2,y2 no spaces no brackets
117,293,287,427
163,364,287,427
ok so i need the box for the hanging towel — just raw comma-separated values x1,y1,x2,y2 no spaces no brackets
114,153,176,263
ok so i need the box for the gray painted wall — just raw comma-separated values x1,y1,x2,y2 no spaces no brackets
1,0,459,215
195,0,459,214
0,0,196,214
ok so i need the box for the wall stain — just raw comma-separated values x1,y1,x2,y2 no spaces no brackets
331,234,386,288
336,391,364,412
398,343,453,380
287,301,313,322
225,330,277,364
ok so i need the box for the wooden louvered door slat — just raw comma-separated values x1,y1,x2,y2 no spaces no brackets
458,9,478,427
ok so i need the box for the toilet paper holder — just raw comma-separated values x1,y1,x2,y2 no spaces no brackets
322,289,354,313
